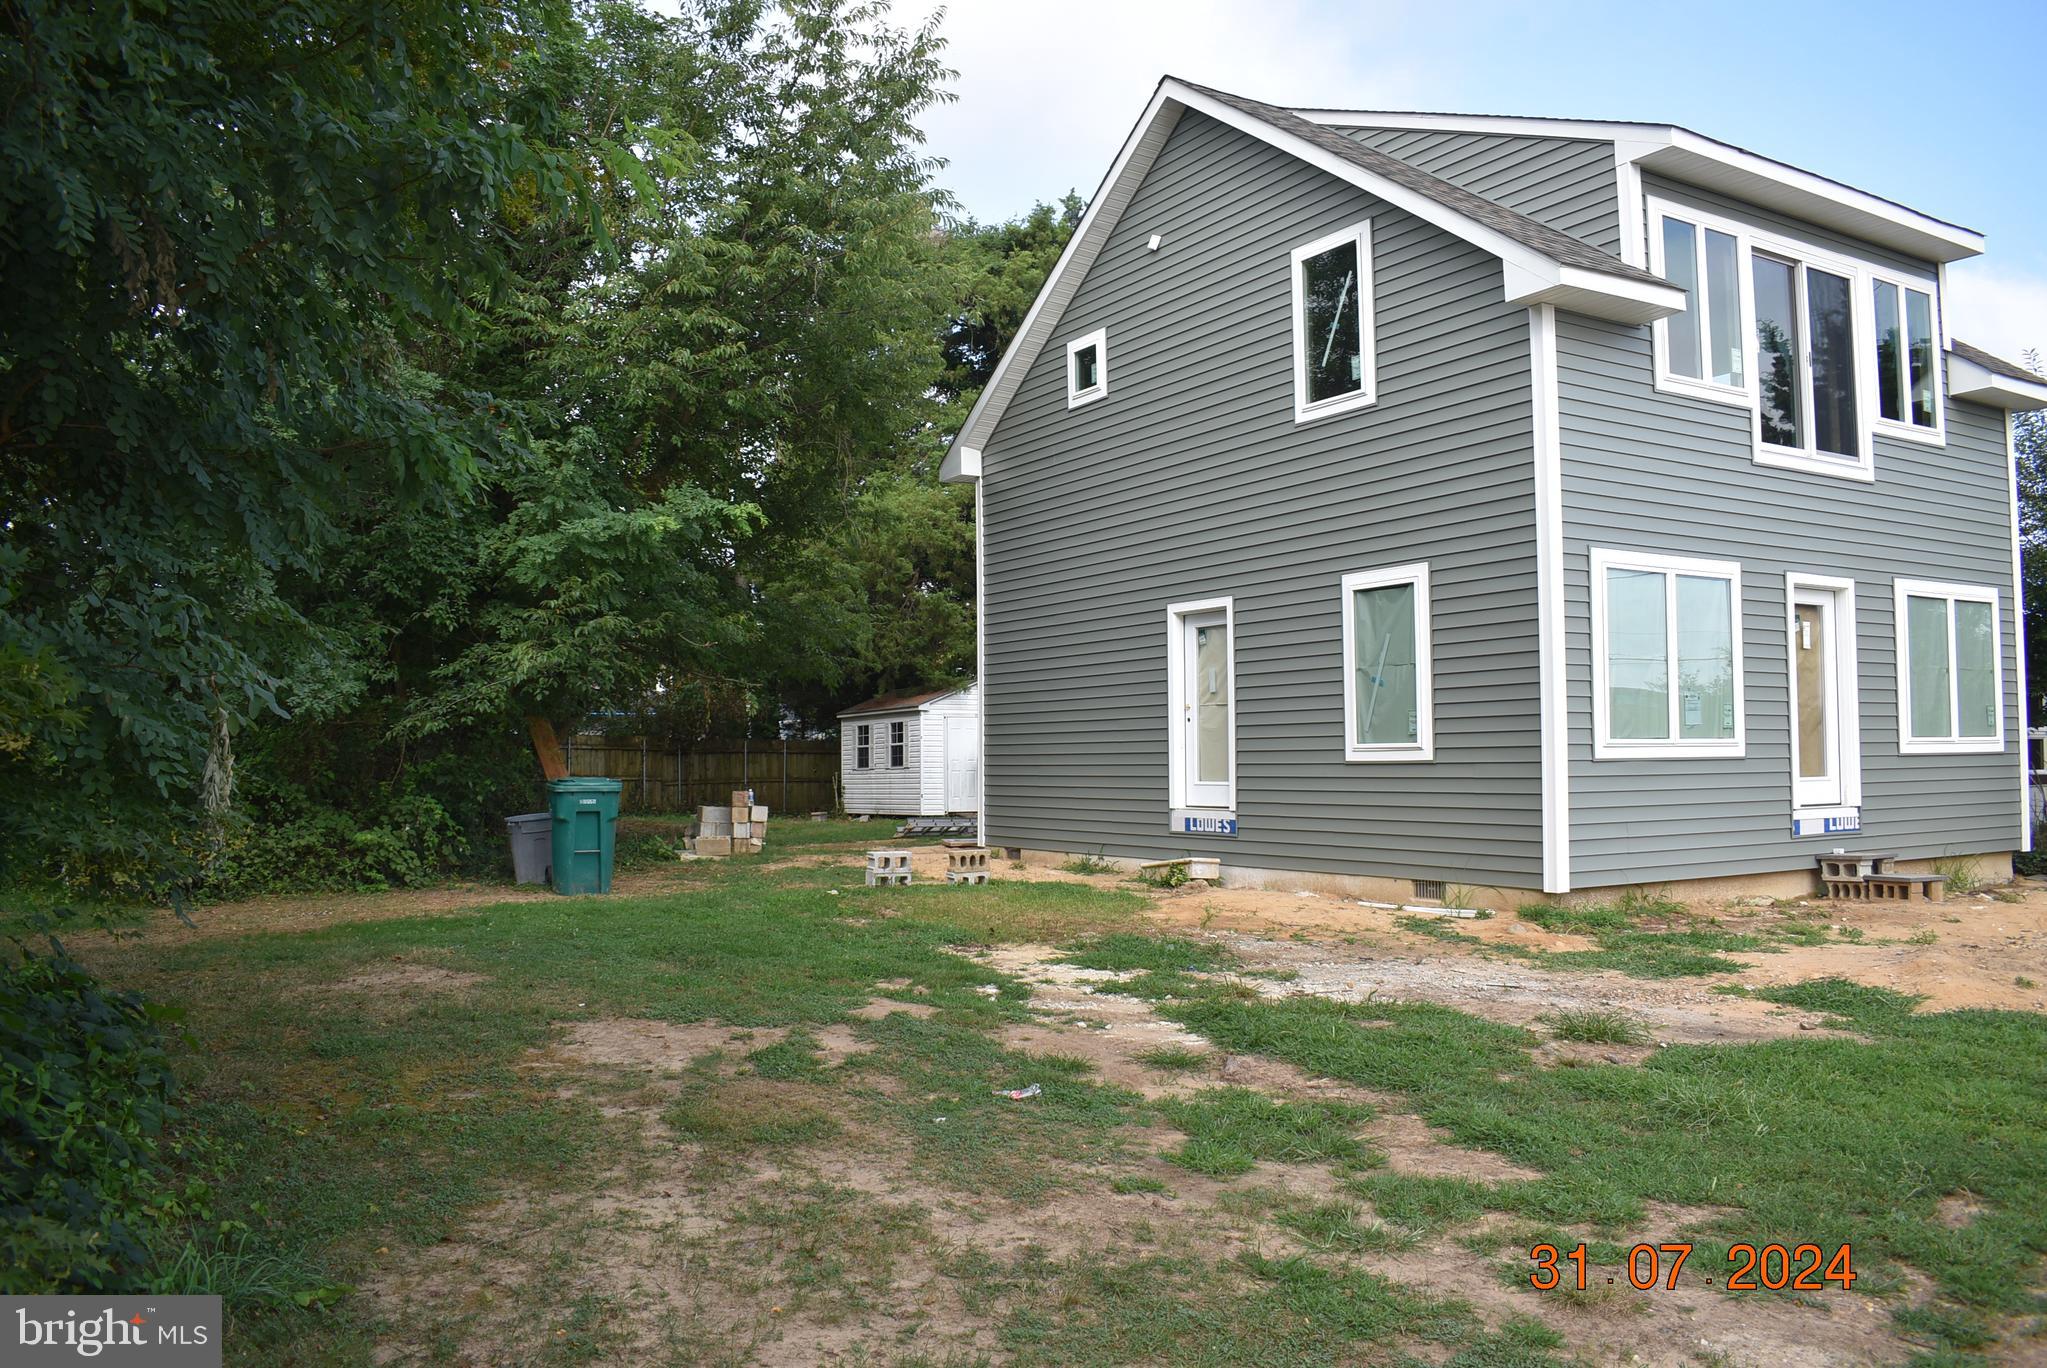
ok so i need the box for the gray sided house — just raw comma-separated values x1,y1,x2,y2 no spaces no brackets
940,77,2047,898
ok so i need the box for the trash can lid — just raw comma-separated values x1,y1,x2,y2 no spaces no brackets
546,777,623,793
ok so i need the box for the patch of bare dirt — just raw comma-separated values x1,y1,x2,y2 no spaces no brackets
548,1018,788,1073
316,962,486,996
848,996,936,1021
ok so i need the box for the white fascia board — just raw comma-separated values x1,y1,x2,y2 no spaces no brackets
1298,108,1984,264
1502,260,1685,326
940,88,1183,480
1950,353,2047,412
940,445,980,483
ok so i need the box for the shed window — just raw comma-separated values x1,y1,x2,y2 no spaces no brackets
1591,549,1744,759
855,724,871,769
1291,220,1375,422
1066,328,1107,408
889,720,906,768
1339,563,1432,761
1895,580,2002,753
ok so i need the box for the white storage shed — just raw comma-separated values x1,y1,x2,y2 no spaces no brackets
838,682,980,817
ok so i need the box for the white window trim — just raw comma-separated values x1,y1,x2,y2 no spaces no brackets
1647,193,1945,483
888,719,907,768
1867,268,1946,447
1066,328,1107,409
1339,563,1434,762
1646,201,1755,411
1290,219,1377,424
1165,596,1236,811
1783,572,1863,813
855,723,871,770
1893,578,2004,755
1590,547,1747,760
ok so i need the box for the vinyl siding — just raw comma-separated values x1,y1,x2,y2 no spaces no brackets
980,110,1544,885
1335,127,1621,257
919,685,981,813
1558,310,2021,885
840,713,924,815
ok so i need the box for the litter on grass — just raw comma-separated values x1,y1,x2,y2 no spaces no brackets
994,1084,1042,1100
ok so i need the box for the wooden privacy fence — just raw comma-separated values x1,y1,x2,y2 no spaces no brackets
564,735,839,814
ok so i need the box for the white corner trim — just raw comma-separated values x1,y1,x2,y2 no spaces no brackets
1066,327,1108,408
1291,218,1377,423
1164,596,1237,813
1613,152,1646,269
1588,546,1748,761
1893,577,2006,755
1338,562,1433,762
974,479,989,829
1948,350,2047,413
1783,572,1863,812
1529,306,1570,894
2009,414,2032,851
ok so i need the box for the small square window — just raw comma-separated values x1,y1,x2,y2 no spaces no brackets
855,724,871,770
889,720,907,768
1066,328,1107,408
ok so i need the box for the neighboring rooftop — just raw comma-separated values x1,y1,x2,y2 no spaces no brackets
839,683,974,717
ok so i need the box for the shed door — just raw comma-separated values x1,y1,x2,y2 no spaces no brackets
944,715,980,812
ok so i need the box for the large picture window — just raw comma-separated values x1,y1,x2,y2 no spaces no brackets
1894,579,2003,753
1591,549,1745,759
1339,564,1433,761
1290,220,1376,422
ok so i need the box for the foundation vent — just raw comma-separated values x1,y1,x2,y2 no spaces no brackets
1411,879,1446,901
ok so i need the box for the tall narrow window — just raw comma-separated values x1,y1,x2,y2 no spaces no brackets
1291,221,1375,421
1874,278,1940,435
1592,549,1744,758
1753,254,1802,449
1066,328,1106,408
1806,267,1858,458
1896,580,2003,752
855,724,871,770
1655,213,1744,392
1340,564,1433,761
889,720,906,768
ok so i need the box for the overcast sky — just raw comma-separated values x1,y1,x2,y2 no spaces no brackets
894,0,2047,362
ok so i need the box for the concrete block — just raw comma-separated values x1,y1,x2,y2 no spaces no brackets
697,820,731,838
695,836,734,856
739,838,764,855
733,822,753,838
699,805,731,823
730,790,751,813
750,805,769,823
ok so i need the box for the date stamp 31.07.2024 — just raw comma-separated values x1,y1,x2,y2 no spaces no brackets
1529,1242,1856,1293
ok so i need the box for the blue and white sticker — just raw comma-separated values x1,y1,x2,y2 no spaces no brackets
1172,811,1237,837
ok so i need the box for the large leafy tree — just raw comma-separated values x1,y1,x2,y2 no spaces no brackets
0,0,597,884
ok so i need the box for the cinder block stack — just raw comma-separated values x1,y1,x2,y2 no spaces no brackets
944,847,992,885
865,849,913,886
687,790,768,857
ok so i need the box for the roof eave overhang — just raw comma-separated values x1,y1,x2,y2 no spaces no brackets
1949,352,2047,412
940,80,1675,482
1295,109,1985,265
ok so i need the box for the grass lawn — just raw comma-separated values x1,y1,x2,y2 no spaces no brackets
66,838,2047,1365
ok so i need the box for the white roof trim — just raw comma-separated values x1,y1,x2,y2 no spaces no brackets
1297,108,1983,265
1950,351,2047,412
941,80,1682,481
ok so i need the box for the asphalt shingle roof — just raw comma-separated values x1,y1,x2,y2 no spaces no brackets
1177,80,1670,291
1950,339,2044,386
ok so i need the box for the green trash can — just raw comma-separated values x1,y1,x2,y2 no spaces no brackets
547,778,622,895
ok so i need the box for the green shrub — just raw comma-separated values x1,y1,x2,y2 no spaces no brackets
0,950,183,1292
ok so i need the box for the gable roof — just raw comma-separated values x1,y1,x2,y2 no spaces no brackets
940,77,1685,483
1183,83,1668,293
838,682,974,717
1295,107,1984,265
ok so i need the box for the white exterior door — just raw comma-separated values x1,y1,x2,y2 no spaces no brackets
944,715,980,812
1177,608,1234,810
1790,587,1844,809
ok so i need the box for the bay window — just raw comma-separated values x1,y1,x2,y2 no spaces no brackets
1592,548,1744,759
1894,580,2002,753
